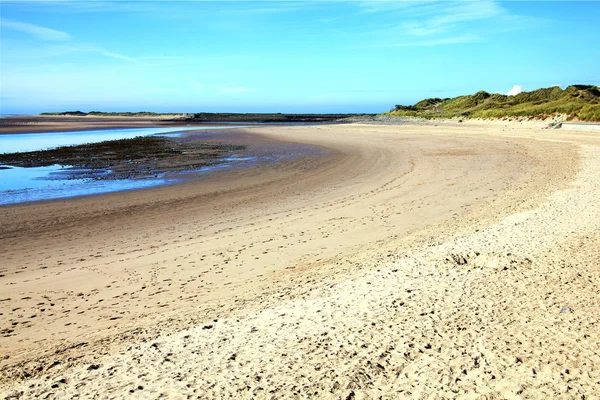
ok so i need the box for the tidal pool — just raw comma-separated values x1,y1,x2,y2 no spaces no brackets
0,126,254,205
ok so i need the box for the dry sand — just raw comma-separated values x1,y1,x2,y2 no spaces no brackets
1,123,599,399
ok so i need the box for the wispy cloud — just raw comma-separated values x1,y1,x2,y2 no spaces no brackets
398,1,502,36
368,34,481,48
356,0,523,48
31,43,138,62
217,86,255,95
0,18,71,41
84,45,138,62
1,17,137,62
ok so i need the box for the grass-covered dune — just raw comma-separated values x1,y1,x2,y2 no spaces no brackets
387,85,600,121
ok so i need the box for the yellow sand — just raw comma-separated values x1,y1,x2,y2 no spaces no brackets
1,122,598,399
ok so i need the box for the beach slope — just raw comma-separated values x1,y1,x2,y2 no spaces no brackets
1,123,598,398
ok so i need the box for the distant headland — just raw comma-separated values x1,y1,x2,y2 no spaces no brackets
39,111,375,123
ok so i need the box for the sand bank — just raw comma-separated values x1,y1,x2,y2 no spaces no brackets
0,116,229,134
1,122,598,398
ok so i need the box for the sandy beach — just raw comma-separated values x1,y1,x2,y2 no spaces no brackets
1,122,599,399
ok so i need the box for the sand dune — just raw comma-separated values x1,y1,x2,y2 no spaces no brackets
1,123,598,399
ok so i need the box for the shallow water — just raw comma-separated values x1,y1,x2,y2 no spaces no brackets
0,126,255,205
0,157,265,206
0,165,175,205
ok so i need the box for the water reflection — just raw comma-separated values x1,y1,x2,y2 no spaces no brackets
0,126,254,205
0,165,176,205
0,157,263,205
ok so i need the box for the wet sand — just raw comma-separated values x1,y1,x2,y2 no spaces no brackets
1,122,599,398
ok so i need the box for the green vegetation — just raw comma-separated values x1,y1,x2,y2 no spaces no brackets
386,85,600,121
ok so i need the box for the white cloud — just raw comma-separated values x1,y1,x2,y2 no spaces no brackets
0,18,71,41
506,85,523,96
217,86,255,95
83,45,137,62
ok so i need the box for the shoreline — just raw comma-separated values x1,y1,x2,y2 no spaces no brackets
0,115,347,135
0,127,329,206
1,123,599,397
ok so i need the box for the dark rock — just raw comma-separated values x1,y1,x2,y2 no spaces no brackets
451,254,468,265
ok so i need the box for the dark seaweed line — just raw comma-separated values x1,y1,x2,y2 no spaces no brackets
0,136,247,181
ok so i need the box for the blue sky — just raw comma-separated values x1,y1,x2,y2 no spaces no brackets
1,1,599,114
